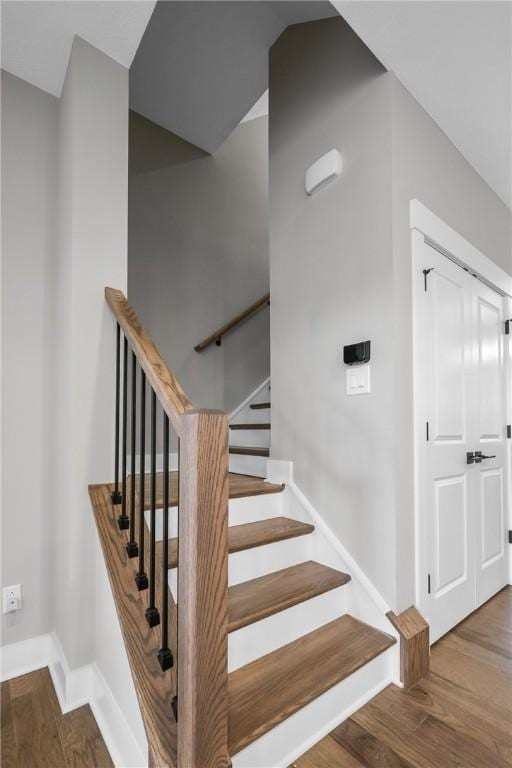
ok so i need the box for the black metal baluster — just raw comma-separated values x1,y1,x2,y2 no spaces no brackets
111,323,122,505
145,389,160,627
135,370,148,590
118,336,129,529
127,351,138,557
158,413,173,670
171,437,180,720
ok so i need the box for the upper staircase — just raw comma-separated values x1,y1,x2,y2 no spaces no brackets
89,288,396,768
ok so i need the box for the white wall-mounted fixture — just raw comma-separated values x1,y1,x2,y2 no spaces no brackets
3,584,22,613
305,149,342,195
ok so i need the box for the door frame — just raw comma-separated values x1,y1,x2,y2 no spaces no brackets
410,200,512,630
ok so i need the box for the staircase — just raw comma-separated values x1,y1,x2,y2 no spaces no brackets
229,381,271,475
90,288,396,768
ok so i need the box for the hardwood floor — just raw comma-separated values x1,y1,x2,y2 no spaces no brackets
291,587,512,768
1,668,113,768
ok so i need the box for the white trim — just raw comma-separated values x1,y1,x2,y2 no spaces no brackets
266,459,391,616
410,199,512,297
89,663,147,768
507,294,512,585
229,376,270,421
1,633,146,768
276,664,392,767
0,633,54,681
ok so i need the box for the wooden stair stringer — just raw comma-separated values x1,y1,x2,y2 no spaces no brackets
90,483,177,768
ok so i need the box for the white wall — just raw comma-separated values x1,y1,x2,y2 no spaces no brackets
1,71,59,645
269,19,397,607
128,113,270,416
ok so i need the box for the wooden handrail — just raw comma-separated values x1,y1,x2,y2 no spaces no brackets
194,293,270,352
105,287,194,435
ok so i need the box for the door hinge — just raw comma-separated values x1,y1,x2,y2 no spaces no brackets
427,573,431,594
426,421,430,441
507,425,511,439
423,268,434,291
505,319,510,335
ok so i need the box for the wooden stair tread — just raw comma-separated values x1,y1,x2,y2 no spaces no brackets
228,561,350,632
250,402,270,409
131,471,283,510
230,423,271,430
229,446,270,457
164,517,314,569
228,615,396,755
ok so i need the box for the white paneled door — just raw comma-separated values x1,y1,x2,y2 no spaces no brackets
416,240,509,642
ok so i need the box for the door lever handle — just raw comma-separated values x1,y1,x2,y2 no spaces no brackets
467,451,497,464
475,451,496,462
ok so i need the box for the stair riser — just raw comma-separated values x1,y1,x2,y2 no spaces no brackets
146,491,284,540
231,648,395,767
229,453,268,476
168,535,312,600
229,430,270,448
228,586,347,672
228,536,311,586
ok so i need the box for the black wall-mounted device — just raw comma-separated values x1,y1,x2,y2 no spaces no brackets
343,340,371,366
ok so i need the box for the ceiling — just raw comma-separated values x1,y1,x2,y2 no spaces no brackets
0,1,156,97
336,1,512,208
129,1,336,154
1,1,510,208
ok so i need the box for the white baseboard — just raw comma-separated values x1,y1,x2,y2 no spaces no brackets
1,633,146,768
0,633,54,681
277,661,393,767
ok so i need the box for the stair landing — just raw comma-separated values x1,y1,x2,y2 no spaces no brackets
131,471,284,509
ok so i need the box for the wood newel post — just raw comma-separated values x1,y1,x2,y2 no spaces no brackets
177,409,230,768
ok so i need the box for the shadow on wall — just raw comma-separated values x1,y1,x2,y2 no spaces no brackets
127,110,270,420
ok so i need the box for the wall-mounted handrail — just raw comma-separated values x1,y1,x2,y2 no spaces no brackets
104,286,230,767
105,287,194,436
194,292,270,352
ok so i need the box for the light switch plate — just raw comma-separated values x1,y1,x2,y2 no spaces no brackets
346,364,371,395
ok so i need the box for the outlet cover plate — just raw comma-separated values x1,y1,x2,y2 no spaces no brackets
3,584,22,613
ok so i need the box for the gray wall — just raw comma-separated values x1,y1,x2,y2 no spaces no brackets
269,17,512,614
54,37,129,669
390,76,512,609
269,19,398,607
1,71,58,644
128,112,270,416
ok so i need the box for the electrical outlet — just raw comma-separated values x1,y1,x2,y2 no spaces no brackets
2,584,22,614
